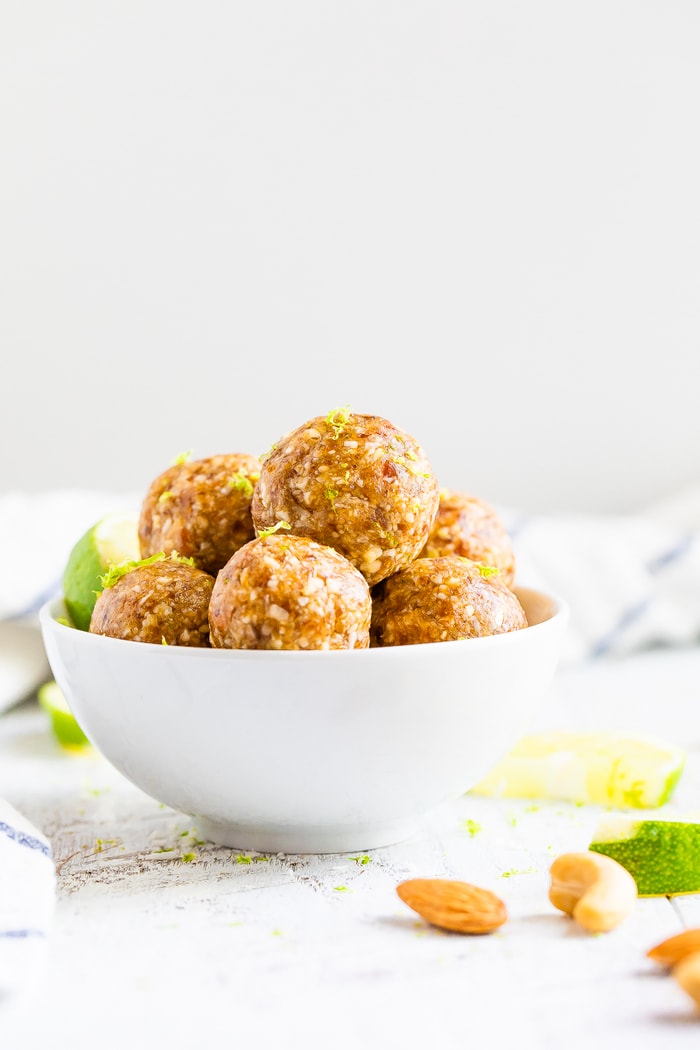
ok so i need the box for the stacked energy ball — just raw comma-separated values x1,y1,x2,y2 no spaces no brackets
86,409,527,650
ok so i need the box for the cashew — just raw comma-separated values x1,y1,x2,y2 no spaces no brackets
672,950,700,1009
549,851,638,932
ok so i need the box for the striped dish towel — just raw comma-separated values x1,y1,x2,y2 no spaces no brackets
504,484,700,666
0,798,55,1008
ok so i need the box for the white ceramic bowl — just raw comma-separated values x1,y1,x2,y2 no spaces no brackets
39,586,568,854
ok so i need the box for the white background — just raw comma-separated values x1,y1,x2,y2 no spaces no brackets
1,1,698,514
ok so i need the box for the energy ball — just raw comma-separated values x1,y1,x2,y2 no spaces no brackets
370,556,527,647
139,453,261,576
209,533,371,650
89,557,215,646
251,411,440,587
421,489,516,587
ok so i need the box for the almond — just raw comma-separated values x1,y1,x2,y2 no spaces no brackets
396,878,507,934
647,929,700,968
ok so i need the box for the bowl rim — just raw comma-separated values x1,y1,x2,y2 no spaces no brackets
39,585,569,661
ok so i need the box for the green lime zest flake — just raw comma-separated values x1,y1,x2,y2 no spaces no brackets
326,404,351,438
258,521,291,539
333,885,349,892
476,564,500,577
158,490,174,503
171,449,193,466
325,487,339,509
181,852,197,863
349,855,372,865
236,855,253,864
499,866,537,878
99,550,195,589
161,636,168,645
228,472,255,498
462,819,482,837
259,442,278,463
374,523,398,547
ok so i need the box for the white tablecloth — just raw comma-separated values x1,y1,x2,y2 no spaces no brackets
1,645,700,1049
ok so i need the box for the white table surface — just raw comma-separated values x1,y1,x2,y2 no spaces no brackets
2,645,700,1050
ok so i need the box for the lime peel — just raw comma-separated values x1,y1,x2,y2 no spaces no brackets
37,681,89,749
590,815,700,897
62,512,141,631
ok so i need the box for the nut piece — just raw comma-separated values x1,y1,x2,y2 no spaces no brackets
648,929,700,968
396,878,507,935
549,852,638,933
673,951,700,1010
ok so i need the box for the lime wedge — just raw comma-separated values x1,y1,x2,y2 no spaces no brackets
62,511,140,630
37,680,89,749
470,731,685,809
590,815,700,897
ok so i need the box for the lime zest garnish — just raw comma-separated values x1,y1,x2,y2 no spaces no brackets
158,490,174,504
258,521,291,539
476,564,500,577
171,449,193,466
99,551,196,589
259,443,278,463
181,852,197,863
326,404,351,439
462,819,482,837
228,472,255,498
374,523,398,547
325,487,339,509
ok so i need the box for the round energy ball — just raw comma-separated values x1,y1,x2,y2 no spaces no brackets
139,453,261,576
251,411,440,587
209,533,372,650
89,557,215,646
421,489,516,587
370,556,527,647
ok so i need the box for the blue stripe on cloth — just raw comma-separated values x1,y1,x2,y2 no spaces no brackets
588,596,652,661
0,929,47,939
6,578,62,621
647,533,695,574
0,821,51,859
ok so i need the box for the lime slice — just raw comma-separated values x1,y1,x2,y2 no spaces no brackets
590,815,700,897
62,511,140,630
470,731,685,809
37,680,89,749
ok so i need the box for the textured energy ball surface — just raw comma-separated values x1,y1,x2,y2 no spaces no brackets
89,560,215,646
209,534,372,650
251,413,440,586
139,453,261,576
370,556,527,647
421,489,516,587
